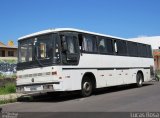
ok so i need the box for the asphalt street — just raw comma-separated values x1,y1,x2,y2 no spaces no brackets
0,81,160,118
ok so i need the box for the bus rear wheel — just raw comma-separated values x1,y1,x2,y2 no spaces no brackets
81,77,93,97
136,72,143,87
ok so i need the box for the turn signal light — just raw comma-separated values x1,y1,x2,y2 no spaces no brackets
52,71,57,75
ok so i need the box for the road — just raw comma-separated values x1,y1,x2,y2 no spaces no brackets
0,81,160,117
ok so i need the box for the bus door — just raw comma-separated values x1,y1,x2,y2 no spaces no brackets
60,32,80,65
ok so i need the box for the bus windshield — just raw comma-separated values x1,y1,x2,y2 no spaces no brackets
18,33,60,69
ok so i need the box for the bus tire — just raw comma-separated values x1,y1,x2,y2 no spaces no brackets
81,76,93,97
136,72,143,87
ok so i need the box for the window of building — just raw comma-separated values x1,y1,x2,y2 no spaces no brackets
0,50,5,57
8,51,14,57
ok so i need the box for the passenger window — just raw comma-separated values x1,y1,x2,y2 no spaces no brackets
83,35,97,53
142,44,147,57
61,35,77,54
98,38,107,53
106,38,114,54
67,36,77,54
116,40,127,55
146,45,152,58
60,34,79,65
138,44,147,57
127,41,138,57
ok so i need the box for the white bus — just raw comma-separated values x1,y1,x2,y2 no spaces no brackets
16,28,154,97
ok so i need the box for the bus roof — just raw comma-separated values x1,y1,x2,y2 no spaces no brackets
18,28,125,40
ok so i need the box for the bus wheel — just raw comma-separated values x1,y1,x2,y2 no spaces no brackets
81,77,93,97
136,72,143,87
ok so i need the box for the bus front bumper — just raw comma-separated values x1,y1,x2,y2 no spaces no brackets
16,82,62,93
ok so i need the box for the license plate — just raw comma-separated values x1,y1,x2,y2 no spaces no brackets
30,86,38,91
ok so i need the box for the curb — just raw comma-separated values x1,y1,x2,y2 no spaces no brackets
0,93,23,101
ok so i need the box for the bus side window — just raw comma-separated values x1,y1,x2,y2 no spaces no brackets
106,38,114,54
98,38,107,53
146,45,152,58
127,41,138,57
116,40,127,56
67,36,77,54
82,35,97,53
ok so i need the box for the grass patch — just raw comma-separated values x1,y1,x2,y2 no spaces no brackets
0,73,17,79
0,98,17,104
0,73,5,79
0,83,16,95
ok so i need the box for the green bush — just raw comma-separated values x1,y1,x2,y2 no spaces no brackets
0,73,16,79
0,87,6,95
0,83,16,95
0,73,3,79
0,73,7,79
5,83,16,93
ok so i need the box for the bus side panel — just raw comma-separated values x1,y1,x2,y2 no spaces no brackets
124,69,137,84
143,69,151,82
97,70,107,87
105,70,120,87
62,70,81,91
121,69,132,84
62,69,98,91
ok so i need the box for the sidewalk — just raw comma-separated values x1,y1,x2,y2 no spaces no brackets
0,93,23,101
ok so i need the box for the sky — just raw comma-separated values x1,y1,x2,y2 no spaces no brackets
0,0,160,45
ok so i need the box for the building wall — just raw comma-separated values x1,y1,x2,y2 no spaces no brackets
0,48,17,57
0,42,17,75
